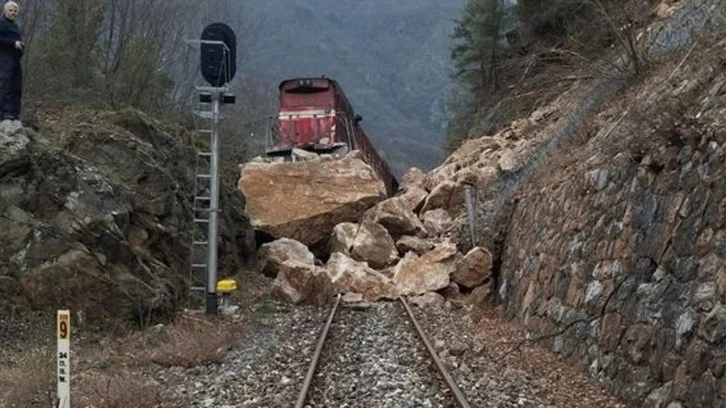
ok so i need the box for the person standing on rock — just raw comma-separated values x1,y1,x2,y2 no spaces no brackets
0,1,23,121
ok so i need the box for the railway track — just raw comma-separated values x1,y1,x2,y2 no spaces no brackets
295,295,472,408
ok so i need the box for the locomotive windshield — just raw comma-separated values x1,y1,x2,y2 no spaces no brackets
280,79,334,110
282,78,330,93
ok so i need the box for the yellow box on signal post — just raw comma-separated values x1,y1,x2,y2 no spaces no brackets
57,310,70,408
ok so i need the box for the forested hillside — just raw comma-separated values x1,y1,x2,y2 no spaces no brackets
16,0,274,190
21,1,243,113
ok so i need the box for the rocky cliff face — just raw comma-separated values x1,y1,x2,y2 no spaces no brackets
0,110,253,324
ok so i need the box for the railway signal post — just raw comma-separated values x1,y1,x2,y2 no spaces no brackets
189,23,236,315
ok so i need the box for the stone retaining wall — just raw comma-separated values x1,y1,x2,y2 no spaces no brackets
498,38,726,406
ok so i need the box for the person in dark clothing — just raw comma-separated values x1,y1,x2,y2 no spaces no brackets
0,1,23,121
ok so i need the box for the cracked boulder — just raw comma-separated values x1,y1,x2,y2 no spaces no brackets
349,221,399,269
363,196,427,239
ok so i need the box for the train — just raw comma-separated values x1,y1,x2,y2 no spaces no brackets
265,77,399,196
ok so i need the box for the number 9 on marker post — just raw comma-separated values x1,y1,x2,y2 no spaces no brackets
58,312,69,340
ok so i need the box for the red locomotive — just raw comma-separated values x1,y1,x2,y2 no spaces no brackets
266,77,399,195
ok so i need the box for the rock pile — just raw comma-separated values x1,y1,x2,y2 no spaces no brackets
256,165,494,307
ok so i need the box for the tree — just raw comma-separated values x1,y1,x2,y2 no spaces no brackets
29,0,104,103
517,0,646,75
102,36,174,112
447,0,515,148
443,87,477,154
516,0,585,38
22,0,254,121
451,0,511,102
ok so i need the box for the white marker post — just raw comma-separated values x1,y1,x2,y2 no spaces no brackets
57,310,70,408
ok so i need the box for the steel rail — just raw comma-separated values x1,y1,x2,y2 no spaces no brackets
294,294,342,408
400,297,472,408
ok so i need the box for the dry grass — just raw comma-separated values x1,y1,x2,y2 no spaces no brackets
146,317,236,368
106,314,238,369
74,373,168,408
0,310,243,407
522,34,726,194
0,349,55,408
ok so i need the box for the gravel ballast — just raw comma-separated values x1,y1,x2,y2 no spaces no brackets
305,302,454,407
154,300,618,407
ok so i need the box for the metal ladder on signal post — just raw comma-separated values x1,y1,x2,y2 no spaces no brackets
189,90,224,309
185,25,237,315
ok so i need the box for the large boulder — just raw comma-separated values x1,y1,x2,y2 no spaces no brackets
239,151,386,246
363,196,427,239
398,185,428,213
497,150,520,173
325,253,398,301
329,221,399,269
271,260,334,305
400,167,426,191
452,247,493,288
258,238,315,277
349,221,399,269
392,242,458,296
420,180,465,214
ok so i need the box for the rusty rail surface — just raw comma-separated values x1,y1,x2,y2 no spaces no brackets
294,294,341,408
400,297,473,408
